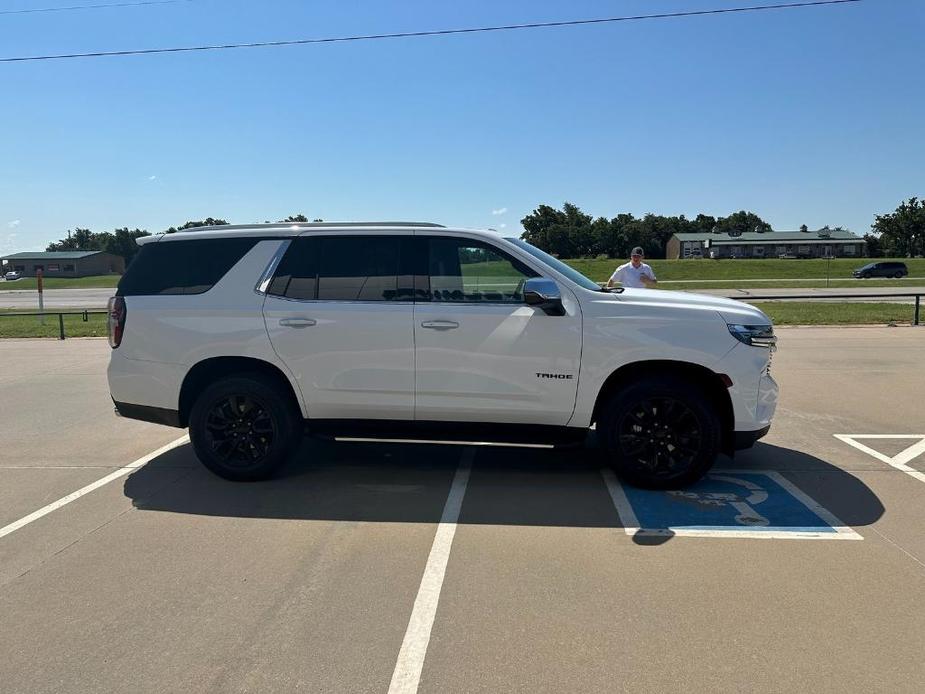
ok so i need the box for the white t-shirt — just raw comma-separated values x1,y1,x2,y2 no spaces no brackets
609,262,656,288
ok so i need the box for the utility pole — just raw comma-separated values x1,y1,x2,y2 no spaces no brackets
37,269,45,324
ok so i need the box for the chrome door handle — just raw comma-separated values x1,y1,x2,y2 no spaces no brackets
279,318,316,328
421,320,459,330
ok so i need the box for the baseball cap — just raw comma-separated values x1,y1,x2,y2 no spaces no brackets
631,247,644,257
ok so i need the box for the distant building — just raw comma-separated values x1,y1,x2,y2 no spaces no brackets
666,229,866,260
0,251,125,277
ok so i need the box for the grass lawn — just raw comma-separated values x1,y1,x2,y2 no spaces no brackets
563,257,925,283
0,311,108,338
1,275,120,290
658,279,922,290
753,302,919,326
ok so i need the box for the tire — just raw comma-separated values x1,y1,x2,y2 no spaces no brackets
895,272,904,279
599,378,721,489
189,374,302,481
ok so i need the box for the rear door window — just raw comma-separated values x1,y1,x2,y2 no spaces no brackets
117,238,259,296
268,235,410,302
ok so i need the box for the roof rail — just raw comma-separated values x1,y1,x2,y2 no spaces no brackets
178,221,446,233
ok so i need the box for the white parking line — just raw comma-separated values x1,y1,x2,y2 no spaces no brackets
834,435,925,484
0,435,189,541
388,448,473,694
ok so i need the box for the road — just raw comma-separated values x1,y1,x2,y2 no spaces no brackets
1,330,924,692
0,287,114,309
2,285,924,310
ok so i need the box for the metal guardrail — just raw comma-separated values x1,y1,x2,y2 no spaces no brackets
733,292,922,326
0,310,108,339
1,292,921,338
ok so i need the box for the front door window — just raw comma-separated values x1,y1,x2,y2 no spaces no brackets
424,238,537,303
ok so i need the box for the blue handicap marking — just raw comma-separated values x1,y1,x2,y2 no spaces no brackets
612,470,860,539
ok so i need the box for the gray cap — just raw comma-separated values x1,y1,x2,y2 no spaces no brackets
631,247,644,257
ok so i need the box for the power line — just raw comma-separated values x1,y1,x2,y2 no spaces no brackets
0,0,191,16
0,0,861,64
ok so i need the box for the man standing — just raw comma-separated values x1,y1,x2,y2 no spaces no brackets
607,247,658,289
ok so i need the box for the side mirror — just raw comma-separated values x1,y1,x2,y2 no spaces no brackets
523,278,565,316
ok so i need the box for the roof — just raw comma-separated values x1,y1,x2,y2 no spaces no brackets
0,251,105,260
672,230,862,244
189,221,446,232
137,221,456,246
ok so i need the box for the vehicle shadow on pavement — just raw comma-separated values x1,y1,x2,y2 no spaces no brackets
731,442,886,530
123,438,884,538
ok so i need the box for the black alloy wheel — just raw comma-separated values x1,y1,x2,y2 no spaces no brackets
189,374,302,481
601,378,721,489
204,394,275,467
617,396,703,480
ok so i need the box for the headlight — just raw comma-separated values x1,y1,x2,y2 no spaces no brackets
728,324,776,350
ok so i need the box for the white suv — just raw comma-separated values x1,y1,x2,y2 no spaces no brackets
107,222,777,487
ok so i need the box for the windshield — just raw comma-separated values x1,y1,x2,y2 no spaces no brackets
505,237,602,291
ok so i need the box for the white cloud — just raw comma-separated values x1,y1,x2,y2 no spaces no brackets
499,223,507,229
7,219,20,228
148,175,157,181
491,207,507,216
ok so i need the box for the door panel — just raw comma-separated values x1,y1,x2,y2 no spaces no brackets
413,235,582,425
262,234,415,420
264,298,414,419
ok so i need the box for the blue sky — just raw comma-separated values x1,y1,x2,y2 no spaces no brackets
1,0,923,254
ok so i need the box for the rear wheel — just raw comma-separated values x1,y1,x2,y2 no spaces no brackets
189,374,302,481
894,271,904,278
600,378,721,489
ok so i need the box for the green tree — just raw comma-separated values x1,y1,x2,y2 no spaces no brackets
165,218,229,233
693,214,717,234
872,197,925,257
521,204,571,256
714,211,772,234
862,233,882,257
105,228,150,265
46,227,150,264
279,214,309,222
47,228,98,251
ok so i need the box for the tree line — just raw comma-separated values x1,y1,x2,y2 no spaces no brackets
45,215,317,264
520,205,773,259
521,198,924,259
44,199,924,264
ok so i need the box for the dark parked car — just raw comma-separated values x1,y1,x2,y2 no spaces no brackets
853,261,909,279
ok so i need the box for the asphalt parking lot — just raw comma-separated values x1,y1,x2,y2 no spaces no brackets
2,329,924,693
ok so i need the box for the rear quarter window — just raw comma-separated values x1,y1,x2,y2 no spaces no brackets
117,238,259,296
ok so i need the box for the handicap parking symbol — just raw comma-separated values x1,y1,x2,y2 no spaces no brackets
603,470,861,540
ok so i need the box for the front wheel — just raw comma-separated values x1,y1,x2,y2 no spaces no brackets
600,379,721,489
189,374,302,481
